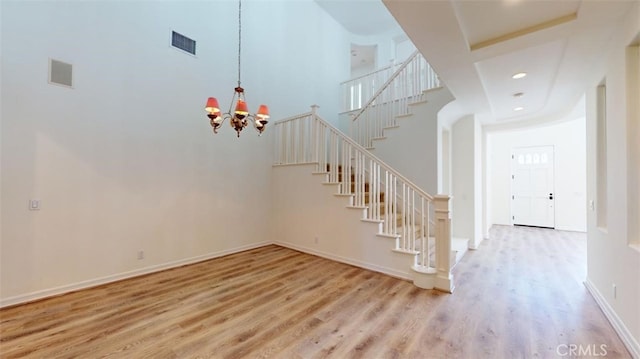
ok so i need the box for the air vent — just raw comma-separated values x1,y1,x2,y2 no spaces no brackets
49,59,73,88
171,31,196,55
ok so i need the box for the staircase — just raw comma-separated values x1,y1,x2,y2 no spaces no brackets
271,52,462,292
347,50,466,258
272,107,455,292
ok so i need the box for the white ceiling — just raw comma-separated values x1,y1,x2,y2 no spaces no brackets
315,0,401,36
319,0,636,127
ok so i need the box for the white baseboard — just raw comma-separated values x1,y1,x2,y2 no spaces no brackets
273,241,412,281
584,278,640,359
0,241,271,308
2,237,418,308
468,235,483,250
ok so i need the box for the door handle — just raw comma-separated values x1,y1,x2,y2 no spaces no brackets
549,193,554,200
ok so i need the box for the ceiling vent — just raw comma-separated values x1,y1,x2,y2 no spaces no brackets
49,59,73,88
171,31,196,55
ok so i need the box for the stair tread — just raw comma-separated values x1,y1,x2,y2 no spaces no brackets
395,113,412,118
408,99,428,106
392,248,420,255
347,205,368,209
361,218,383,223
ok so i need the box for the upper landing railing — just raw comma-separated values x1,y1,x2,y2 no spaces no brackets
346,50,441,149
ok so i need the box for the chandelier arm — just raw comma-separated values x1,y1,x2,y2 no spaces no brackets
228,88,238,115
211,113,232,134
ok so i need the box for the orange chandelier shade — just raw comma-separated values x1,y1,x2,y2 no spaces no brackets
205,97,220,114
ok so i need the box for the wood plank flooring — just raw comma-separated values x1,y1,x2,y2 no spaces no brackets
0,225,632,358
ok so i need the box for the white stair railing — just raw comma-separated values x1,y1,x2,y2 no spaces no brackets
350,50,440,149
340,62,399,113
274,106,453,292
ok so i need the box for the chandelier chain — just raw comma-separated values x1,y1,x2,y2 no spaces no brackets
237,0,242,88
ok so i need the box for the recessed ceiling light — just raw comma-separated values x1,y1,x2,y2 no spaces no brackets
512,72,527,79
513,106,524,111
513,92,524,98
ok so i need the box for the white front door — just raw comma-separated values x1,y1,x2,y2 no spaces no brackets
512,146,555,228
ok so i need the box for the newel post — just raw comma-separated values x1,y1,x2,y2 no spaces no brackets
434,195,454,293
310,105,320,165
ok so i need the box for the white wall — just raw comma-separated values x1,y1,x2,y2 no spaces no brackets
250,0,351,122
487,117,587,232
451,115,482,248
394,36,416,64
272,164,416,280
482,130,491,238
350,46,378,79
584,2,640,354
349,32,401,69
627,41,640,248
0,0,351,305
346,29,416,80
440,128,451,195
369,87,454,195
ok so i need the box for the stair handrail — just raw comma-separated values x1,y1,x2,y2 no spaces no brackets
351,49,420,123
273,111,314,125
273,108,431,199
339,62,397,86
310,107,433,202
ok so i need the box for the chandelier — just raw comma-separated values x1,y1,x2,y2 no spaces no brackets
204,0,269,137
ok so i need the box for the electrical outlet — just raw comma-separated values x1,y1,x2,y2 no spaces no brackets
137,250,144,260
29,199,41,211
314,236,319,244
612,284,617,299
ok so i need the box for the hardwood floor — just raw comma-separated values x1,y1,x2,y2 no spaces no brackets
0,226,631,358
